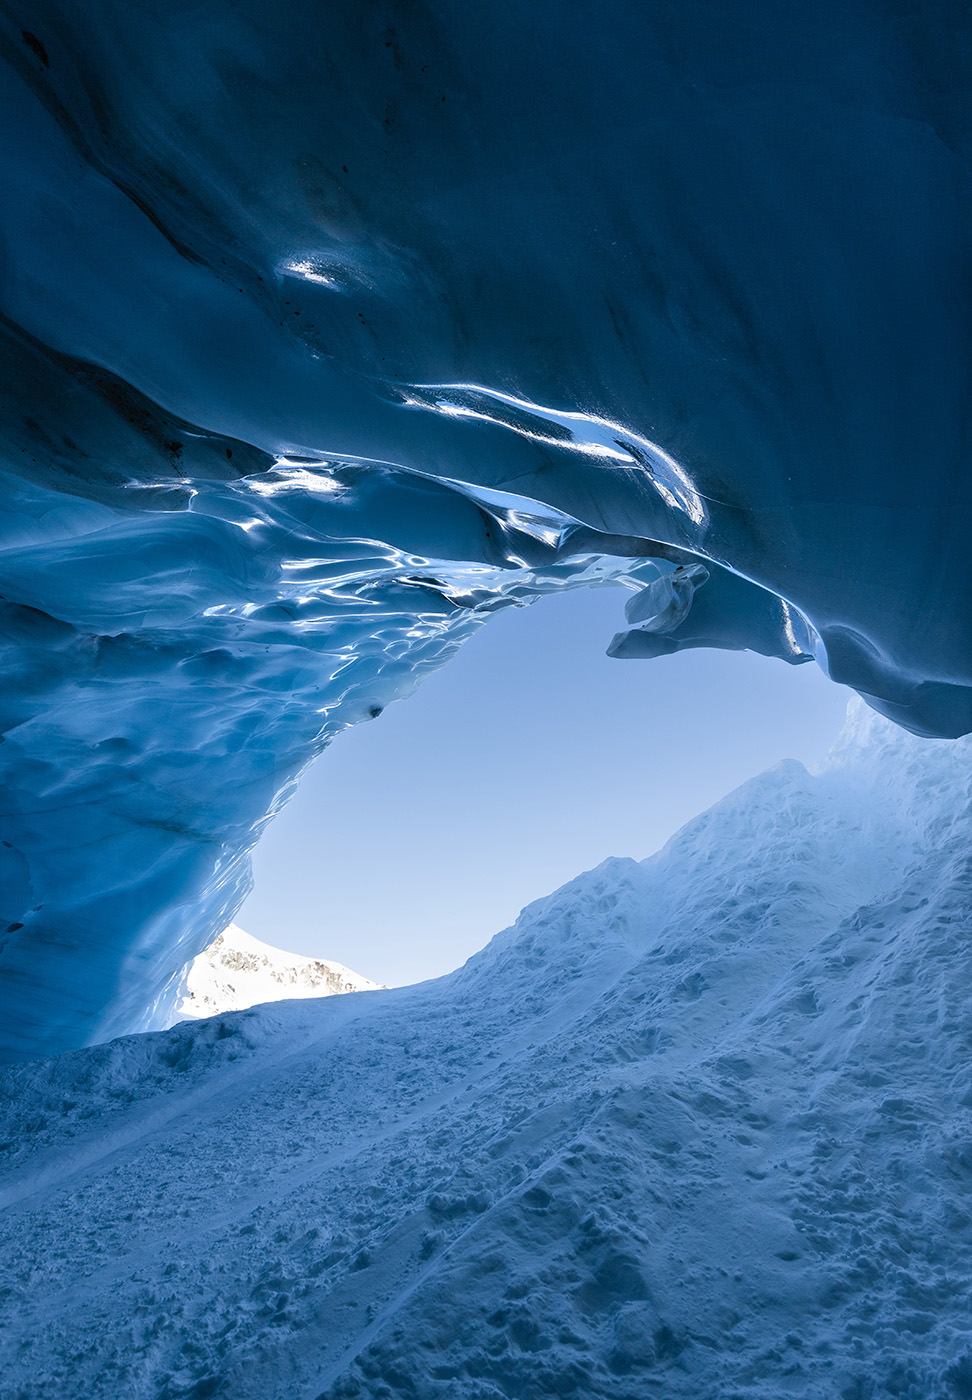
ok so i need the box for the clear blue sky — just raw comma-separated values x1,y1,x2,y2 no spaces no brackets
240,585,851,985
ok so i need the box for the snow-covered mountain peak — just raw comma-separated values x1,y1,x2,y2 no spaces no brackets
171,924,384,1022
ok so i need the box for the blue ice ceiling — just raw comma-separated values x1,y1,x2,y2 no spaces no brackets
0,0,970,1060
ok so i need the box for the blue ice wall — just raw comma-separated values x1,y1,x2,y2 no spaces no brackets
0,1,970,1058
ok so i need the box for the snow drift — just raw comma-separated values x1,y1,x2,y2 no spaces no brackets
1,0,971,1056
2,703,972,1397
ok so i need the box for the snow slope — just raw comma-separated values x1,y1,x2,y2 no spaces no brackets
2,702,972,1397
171,924,384,1022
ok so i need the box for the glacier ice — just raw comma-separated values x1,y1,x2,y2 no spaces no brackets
1,0,972,1055
2,703,972,1396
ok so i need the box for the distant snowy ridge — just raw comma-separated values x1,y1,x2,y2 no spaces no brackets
171,924,384,1021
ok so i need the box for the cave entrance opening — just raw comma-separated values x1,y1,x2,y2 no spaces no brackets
238,584,850,988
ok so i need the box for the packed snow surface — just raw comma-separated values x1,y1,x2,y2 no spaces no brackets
2,703,972,1398
2,0,972,1058
171,924,384,1022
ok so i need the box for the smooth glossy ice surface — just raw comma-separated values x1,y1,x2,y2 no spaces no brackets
1,1,971,1056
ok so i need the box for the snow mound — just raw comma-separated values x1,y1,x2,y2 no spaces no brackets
3,704,972,1396
171,924,384,1022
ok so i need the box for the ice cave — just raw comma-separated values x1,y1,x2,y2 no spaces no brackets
2,1,972,1396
